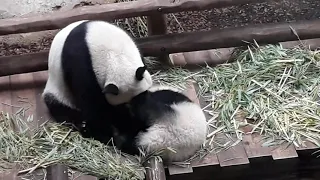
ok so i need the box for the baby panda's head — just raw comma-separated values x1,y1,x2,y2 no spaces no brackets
102,65,153,105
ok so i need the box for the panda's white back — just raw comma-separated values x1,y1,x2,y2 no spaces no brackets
43,20,89,109
85,21,152,105
136,96,208,162
43,20,152,107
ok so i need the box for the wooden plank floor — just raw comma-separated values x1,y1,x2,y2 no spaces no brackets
166,52,320,180
0,69,320,180
0,71,97,180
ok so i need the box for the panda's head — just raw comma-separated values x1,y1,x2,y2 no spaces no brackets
102,66,153,105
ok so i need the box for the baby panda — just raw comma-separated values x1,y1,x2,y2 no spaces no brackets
42,20,153,141
112,85,208,163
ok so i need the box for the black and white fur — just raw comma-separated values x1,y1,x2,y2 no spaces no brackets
112,85,208,162
42,20,153,140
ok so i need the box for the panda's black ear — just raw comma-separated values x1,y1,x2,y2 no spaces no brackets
103,84,119,95
135,66,147,81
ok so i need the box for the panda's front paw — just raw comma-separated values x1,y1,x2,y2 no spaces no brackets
79,125,91,138
78,121,89,137
79,128,91,138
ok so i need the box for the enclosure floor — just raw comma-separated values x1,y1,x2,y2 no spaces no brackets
0,71,320,180
0,71,97,180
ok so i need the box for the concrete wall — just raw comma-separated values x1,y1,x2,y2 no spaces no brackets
0,0,116,18
1,0,81,18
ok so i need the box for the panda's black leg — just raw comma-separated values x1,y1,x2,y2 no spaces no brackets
63,77,115,142
43,93,83,130
61,21,115,143
77,108,114,143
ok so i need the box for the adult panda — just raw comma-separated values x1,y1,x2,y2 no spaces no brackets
42,20,153,140
111,85,208,163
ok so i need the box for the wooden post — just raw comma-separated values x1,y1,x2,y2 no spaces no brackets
143,156,166,180
145,0,169,64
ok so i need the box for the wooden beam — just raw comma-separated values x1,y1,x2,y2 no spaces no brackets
169,38,320,67
138,19,320,56
2,20,320,76
0,51,48,76
145,0,169,64
0,0,268,35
